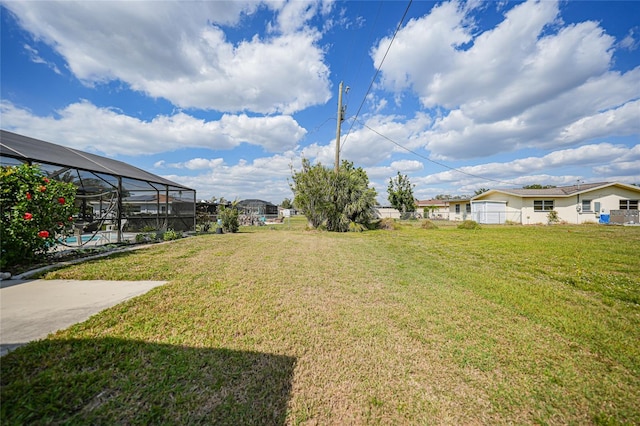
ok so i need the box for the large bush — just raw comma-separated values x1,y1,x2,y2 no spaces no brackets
290,159,377,232
0,164,77,270
218,205,239,233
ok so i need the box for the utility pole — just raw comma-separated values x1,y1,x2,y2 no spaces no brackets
334,81,344,173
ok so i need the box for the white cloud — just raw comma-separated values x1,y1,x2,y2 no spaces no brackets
165,158,226,170
269,0,333,34
593,161,640,177
555,100,640,145
330,112,432,166
618,29,639,51
415,143,639,189
390,160,423,172
23,44,61,74
161,151,300,202
364,166,395,180
5,1,331,114
371,0,639,160
372,0,472,95
0,100,307,156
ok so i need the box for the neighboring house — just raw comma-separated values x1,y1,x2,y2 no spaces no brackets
378,199,471,221
448,199,472,222
470,182,640,225
237,199,279,216
416,199,449,219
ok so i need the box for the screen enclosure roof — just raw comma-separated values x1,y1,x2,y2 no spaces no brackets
0,130,192,191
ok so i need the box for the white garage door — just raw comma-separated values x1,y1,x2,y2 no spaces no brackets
472,201,506,224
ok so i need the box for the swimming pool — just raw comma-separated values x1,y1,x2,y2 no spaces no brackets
60,234,102,244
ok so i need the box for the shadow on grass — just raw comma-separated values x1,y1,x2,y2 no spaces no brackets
1,337,296,425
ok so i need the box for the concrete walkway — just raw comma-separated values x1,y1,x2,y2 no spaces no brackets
0,279,166,356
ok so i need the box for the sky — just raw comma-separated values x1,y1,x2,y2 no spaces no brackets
1,0,639,204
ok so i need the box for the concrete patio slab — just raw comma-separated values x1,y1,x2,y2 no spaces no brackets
0,279,166,356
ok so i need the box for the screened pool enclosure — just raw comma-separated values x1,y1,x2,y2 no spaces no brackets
1,130,196,247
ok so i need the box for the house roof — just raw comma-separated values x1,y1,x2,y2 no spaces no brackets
474,182,640,199
0,130,192,191
237,199,276,206
416,199,449,207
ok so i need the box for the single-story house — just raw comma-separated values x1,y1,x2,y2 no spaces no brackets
416,199,449,219
470,182,640,225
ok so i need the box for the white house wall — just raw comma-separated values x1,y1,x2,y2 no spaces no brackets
376,207,401,219
448,202,469,221
574,186,640,224
481,184,640,225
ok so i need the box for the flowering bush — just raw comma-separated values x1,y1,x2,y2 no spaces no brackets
0,164,77,271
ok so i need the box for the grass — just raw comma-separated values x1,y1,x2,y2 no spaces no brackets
2,217,639,424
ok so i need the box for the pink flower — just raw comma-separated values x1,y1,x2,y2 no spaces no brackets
68,216,74,222
43,177,50,183
38,230,50,238
24,212,33,221
58,197,65,205
39,185,46,192
26,192,32,200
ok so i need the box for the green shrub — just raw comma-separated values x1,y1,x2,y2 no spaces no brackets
547,210,560,224
457,220,481,230
163,229,181,241
1,164,77,271
348,222,367,232
421,219,438,230
218,205,239,233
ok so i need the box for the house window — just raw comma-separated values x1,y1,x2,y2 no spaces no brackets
620,200,639,210
466,203,471,213
455,204,460,214
534,200,554,211
581,200,592,212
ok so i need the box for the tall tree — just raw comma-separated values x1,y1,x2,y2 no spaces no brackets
387,172,416,215
280,198,293,209
523,184,556,189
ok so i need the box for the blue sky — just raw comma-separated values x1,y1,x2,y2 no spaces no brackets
1,0,639,204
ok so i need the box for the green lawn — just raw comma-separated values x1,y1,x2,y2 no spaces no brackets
2,218,639,424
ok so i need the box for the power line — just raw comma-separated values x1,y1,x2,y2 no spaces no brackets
355,118,517,186
305,117,336,137
347,1,384,97
340,0,413,154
